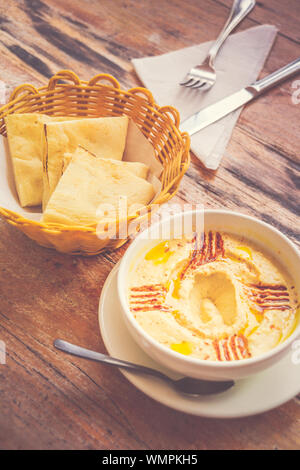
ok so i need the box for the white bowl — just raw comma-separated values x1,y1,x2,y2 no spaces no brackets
117,209,300,381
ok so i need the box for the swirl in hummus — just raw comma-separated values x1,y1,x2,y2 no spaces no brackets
127,232,299,361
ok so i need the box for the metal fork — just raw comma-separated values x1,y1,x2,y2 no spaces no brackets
180,0,256,90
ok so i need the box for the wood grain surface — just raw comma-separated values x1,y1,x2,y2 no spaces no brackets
0,0,299,450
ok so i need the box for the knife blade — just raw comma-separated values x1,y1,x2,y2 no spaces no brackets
180,57,300,136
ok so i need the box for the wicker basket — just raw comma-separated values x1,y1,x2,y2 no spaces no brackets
0,70,190,255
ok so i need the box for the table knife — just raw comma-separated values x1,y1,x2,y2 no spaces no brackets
180,57,300,135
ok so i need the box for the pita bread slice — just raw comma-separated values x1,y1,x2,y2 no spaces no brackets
42,116,129,209
62,146,149,180
42,150,155,227
5,113,77,207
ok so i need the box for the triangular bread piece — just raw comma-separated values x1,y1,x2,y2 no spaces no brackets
5,113,77,207
62,146,149,181
42,150,155,226
42,116,129,209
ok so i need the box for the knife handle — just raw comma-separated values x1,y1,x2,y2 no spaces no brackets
250,57,300,95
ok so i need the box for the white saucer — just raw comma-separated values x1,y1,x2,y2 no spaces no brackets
98,263,300,418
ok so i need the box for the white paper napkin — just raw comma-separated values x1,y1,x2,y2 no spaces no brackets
132,25,278,169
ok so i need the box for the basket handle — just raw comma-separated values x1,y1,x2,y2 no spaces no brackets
180,131,191,166
127,87,155,107
47,70,81,91
158,105,180,128
9,84,39,102
88,74,120,89
181,131,191,150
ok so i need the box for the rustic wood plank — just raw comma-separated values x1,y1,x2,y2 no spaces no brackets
0,0,299,450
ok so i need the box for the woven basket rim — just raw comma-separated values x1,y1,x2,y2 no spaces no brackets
0,70,191,235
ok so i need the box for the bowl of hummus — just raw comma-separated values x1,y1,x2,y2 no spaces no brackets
118,210,300,380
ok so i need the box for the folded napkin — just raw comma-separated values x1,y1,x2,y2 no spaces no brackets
132,25,278,169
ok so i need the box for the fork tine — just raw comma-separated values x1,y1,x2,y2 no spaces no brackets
183,79,199,88
190,81,206,89
179,77,194,86
188,80,201,88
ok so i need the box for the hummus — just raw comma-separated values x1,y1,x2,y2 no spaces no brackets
127,231,299,361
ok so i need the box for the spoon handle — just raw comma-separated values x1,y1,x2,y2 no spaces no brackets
54,339,168,381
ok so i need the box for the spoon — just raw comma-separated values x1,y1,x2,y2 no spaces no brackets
54,339,234,396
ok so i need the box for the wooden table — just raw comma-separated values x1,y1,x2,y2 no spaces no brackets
0,0,299,450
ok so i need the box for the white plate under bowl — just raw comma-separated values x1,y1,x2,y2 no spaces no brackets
98,263,300,418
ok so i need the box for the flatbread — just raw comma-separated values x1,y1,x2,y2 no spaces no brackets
5,113,76,207
42,150,155,227
62,146,149,179
42,116,129,209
